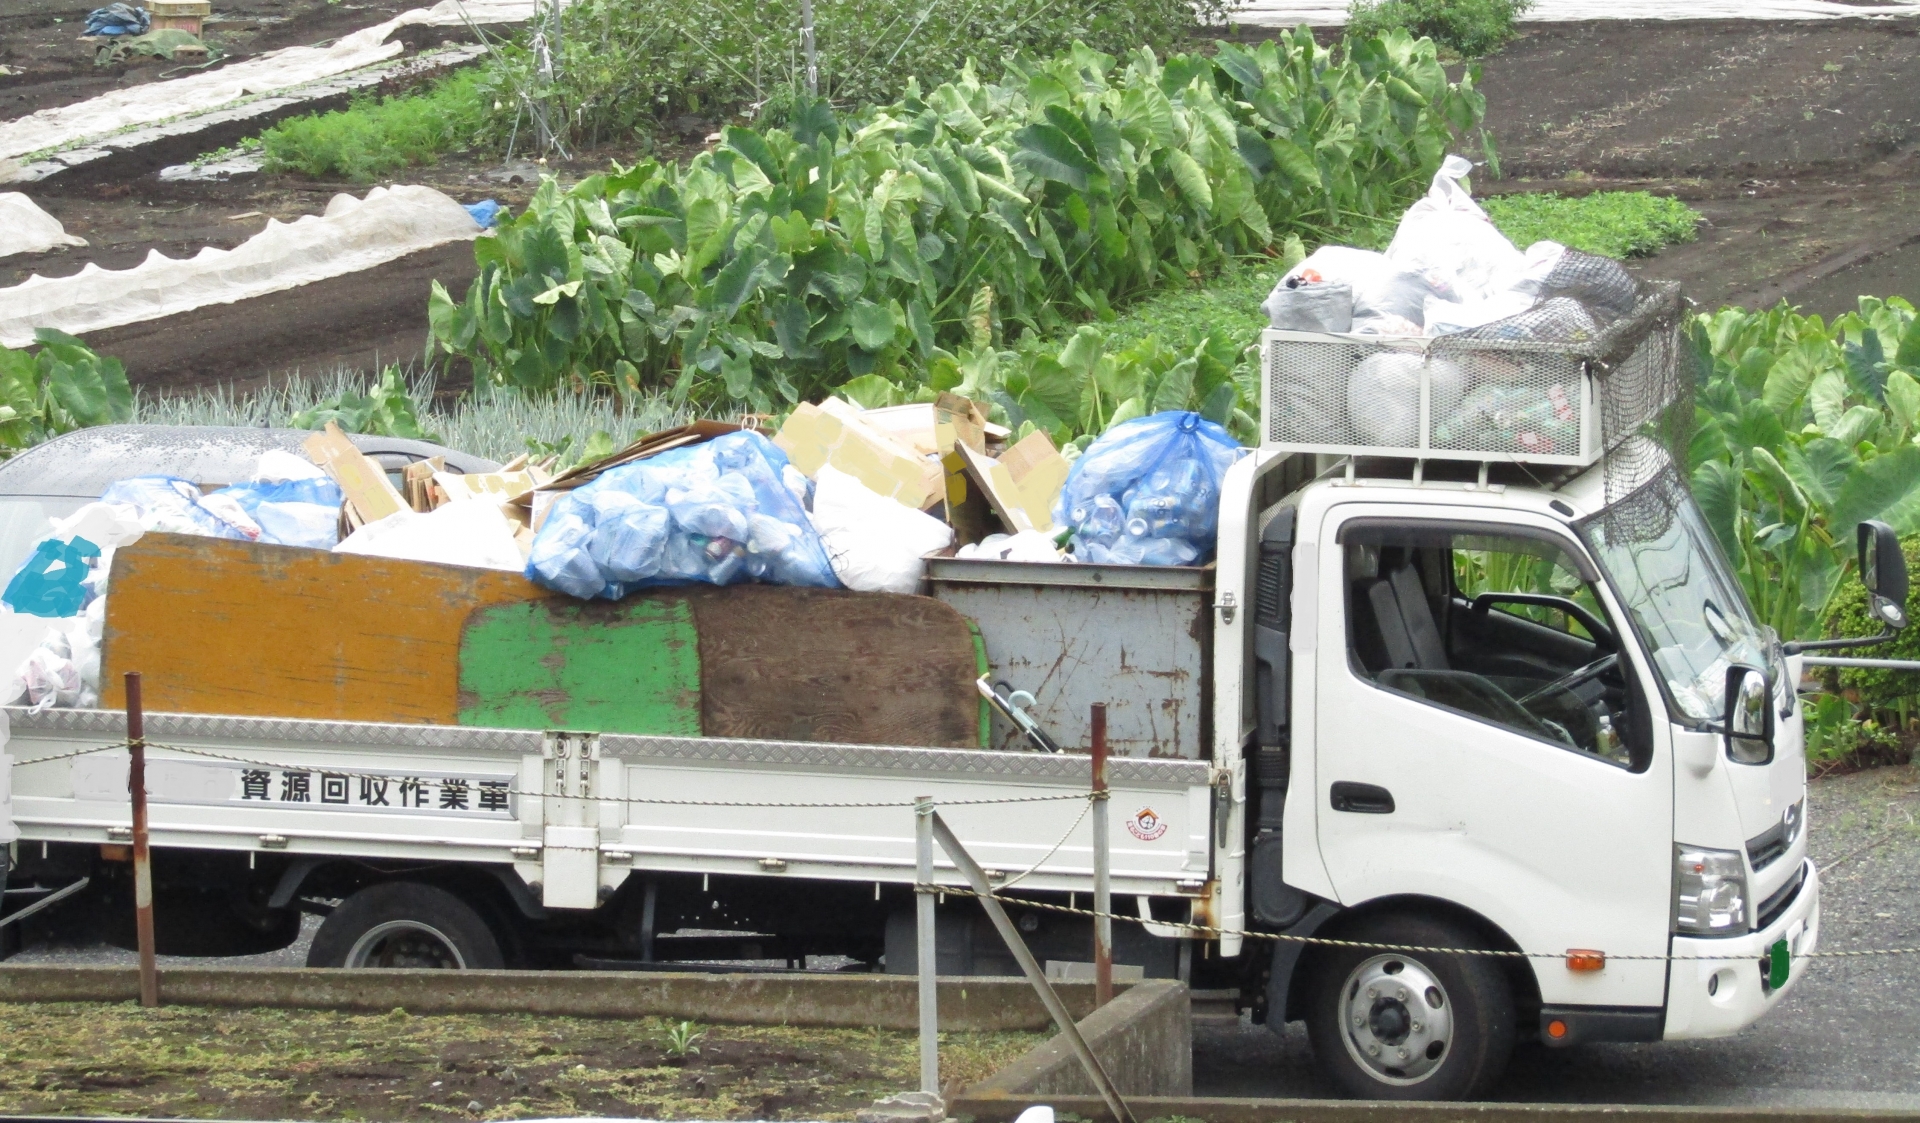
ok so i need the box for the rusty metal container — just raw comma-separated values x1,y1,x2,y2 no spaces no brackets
926,557,1212,760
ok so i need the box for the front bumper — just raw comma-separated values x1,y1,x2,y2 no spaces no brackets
1664,858,1820,1040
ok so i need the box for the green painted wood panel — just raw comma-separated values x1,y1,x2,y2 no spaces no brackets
456,596,701,735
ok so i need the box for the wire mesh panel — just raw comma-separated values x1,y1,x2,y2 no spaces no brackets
1261,278,1687,472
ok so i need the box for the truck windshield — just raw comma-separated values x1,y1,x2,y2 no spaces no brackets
1578,483,1769,724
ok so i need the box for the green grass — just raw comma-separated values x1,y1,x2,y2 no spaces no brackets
259,66,502,181
1482,190,1702,259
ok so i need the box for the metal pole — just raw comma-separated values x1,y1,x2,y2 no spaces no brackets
914,795,938,1095
798,0,818,97
125,671,157,1008
1801,656,1920,670
929,811,1136,1123
1090,703,1112,1008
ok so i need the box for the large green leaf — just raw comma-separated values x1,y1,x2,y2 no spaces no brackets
1164,150,1213,212
1779,438,1857,514
1832,445,1920,536
848,300,897,351
1691,459,1743,563
1013,123,1097,191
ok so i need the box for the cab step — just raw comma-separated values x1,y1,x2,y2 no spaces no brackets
1189,987,1241,1028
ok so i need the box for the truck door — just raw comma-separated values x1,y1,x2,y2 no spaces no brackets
1310,505,1673,1010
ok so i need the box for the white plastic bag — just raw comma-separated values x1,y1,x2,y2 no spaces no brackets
1386,155,1524,304
809,466,953,593
334,500,524,572
1347,353,1467,448
956,530,1071,563
1422,290,1538,337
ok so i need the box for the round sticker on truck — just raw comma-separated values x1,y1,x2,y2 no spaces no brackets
1127,807,1167,841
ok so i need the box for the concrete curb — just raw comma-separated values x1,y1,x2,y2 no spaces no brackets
0,965,1124,1032
969,979,1192,1098
950,1096,1920,1123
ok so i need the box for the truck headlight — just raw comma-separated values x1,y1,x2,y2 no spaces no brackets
1674,845,1748,935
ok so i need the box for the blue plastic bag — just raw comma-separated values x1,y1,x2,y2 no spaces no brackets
98,476,259,540
3,537,101,618
1054,411,1243,566
217,477,345,549
526,430,840,599
84,2,150,35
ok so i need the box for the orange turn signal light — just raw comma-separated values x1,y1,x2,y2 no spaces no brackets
1565,949,1606,972
1546,1018,1569,1040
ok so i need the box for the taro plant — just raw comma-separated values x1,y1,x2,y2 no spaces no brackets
1689,297,1920,641
0,329,134,455
290,364,441,441
429,32,1486,420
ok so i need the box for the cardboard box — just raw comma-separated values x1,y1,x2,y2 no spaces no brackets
954,431,1070,534
774,402,944,510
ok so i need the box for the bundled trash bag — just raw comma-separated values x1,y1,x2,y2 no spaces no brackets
216,451,344,550
99,475,261,540
84,2,150,35
1054,411,1243,567
810,466,953,594
528,430,839,600
1387,154,1524,305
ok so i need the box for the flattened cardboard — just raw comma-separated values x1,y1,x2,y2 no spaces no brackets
774,401,943,510
999,430,1070,522
305,421,405,524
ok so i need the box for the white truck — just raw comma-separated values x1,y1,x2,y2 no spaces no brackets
0,286,1881,1099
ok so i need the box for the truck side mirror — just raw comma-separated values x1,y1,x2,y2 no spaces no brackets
1858,520,1908,630
1722,664,1772,765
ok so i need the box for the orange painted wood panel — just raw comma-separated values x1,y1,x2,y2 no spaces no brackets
101,533,553,723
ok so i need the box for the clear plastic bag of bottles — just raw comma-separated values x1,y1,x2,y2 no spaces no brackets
526,430,840,599
1052,411,1244,567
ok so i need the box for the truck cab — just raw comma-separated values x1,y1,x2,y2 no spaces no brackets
1207,446,1850,1099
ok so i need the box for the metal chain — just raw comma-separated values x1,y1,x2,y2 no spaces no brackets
995,793,1094,891
923,885,1918,962
27,739,1918,963
9,743,138,767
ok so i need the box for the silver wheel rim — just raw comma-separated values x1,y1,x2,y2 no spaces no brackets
1337,953,1454,1086
344,919,468,969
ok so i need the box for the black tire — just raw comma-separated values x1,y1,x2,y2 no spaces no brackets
1304,912,1515,1101
307,882,505,969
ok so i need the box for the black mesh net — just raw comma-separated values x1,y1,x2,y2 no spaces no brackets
1431,253,1692,543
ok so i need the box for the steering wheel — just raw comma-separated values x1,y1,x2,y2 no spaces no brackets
1516,653,1620,708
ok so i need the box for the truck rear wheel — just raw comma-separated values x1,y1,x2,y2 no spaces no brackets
307,882,505,969
1303,913,1514,1100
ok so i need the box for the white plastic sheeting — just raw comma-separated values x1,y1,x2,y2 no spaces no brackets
0,194,86,259
0,185,481,348
0,0,562,164
1233,0,1920,24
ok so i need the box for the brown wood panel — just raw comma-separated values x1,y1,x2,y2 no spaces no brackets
101,533,552,723
688,586,980,748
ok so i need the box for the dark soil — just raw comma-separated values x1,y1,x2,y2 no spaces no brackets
0,0,415,125
1476,17,1920,315
14,15,1920,389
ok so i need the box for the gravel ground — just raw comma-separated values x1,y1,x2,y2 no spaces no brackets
1195,762,1920,1107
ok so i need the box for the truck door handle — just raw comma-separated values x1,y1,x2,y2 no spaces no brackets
1330,782,1395,814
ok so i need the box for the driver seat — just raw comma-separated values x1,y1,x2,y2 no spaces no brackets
1367,564,1448,671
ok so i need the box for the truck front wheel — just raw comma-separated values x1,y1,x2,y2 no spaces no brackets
307,882,506,969
1303,913,1514,1100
